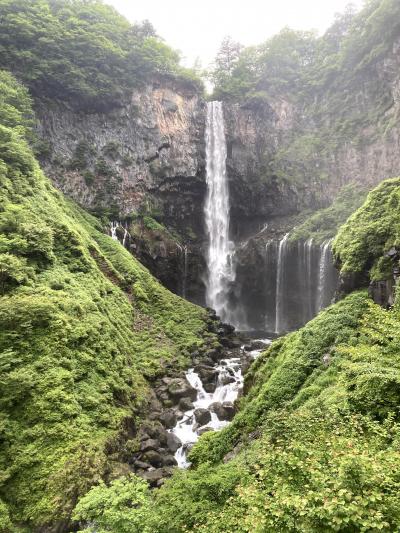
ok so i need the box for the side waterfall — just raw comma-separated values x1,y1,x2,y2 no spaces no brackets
204,101,235,322
274,234,289,334
270,237,338,334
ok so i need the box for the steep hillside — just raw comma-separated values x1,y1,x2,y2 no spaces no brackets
71,179,400,532
0,70,210,530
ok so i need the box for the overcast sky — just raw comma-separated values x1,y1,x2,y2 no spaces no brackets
108,0,365,68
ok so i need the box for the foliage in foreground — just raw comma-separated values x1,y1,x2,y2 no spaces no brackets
0,70,208,529
73,292,400,531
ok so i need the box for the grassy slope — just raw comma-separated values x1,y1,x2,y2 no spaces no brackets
0,74,208,529
137,179,400,532
333,177,400,279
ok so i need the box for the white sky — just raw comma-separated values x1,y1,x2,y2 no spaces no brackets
108,0,365,68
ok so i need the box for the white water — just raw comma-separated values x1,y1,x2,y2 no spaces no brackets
171,342,269,468
317,239,334,311
275,233,289,334
110,221,130,247
204,101,235,322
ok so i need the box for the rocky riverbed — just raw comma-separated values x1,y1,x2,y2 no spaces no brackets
129,313,271,487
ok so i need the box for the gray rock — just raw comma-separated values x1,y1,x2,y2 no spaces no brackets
198,427,214,436
159,409,177,429
134,460,151,470
222,401,235,421
167,378,197,401
140,468,165,487
140,439,160,453
163,454,178,466
166,432,182,453
194,408,211,426
141,450,163,467
179,397,194,411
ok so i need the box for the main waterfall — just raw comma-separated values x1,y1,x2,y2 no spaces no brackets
204,101,235,323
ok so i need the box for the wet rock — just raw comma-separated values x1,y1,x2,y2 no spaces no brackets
219,374,236,386
179,397,194,411
134,460,152,470
163,455,178,466
141,450,163,467
210,401,235,421
198,427,214,436
166,432,182,453
140,439,160,453
203,381,218,393
206,348,222,362
209,402,224,419
140,468,165,487
222,401,235,421
245,340,269,351
167,378,197,401
159,409,177,429
194,408,211,426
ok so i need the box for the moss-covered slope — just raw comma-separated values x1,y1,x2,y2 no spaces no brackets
71,179,400,532
0,71,208,529
334,177,400,280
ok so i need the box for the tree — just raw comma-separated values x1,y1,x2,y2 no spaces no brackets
73,475,152,533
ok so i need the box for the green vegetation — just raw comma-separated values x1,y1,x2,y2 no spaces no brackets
72,292,400,531
334,177,400,279
211,0,400,188
0,71,208,529
290,183,367,244
0,0,202,110
69,174,400,533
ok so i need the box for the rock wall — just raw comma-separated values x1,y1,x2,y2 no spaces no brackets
35,40,400,322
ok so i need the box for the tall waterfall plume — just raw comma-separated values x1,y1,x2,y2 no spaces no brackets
204,101,235,323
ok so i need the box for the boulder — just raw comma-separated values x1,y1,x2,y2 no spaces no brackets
209,402,225,420
219,374,236,386
163,455,178,467
179,397,194,411
140,439,160,453
141,450,163,467
166,432,182,453
210,401,235,421
198,427,214,436
159,409,177,429
194,408,211,426
134,460,151,470
222,401,235,421
140,468,165,487
167,378,197,401
203,381,218,393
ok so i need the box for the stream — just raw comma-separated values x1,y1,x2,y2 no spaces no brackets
171,339,271,467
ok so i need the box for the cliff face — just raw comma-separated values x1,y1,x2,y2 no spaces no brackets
36,78,208,302
37,79,206,231
35,38,400,326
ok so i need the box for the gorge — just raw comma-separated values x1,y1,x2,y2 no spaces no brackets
1,0,400,531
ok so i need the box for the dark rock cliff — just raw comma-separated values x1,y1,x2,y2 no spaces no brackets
35,39,400,322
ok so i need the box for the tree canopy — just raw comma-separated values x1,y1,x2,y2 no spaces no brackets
0,0,202,110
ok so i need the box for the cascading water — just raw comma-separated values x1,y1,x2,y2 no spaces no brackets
269,236,338,335
171,341,270,468
204,101,235,323
317,239,335,311
275,233,289,334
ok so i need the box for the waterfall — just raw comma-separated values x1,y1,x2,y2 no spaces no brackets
110,221,119,241
317,239,334,311
266,236,338,335
182,245,188,299
109,221,130,248
275,233,289,334
204,101,235,322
